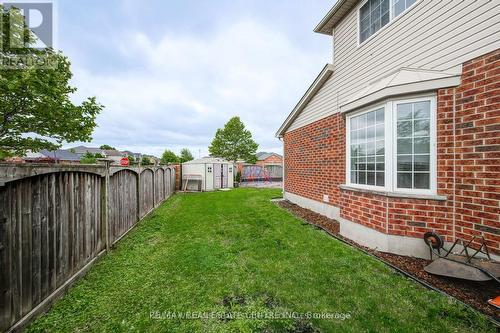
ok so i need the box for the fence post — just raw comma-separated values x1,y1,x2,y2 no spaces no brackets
152,167,156,208
137,167,141,220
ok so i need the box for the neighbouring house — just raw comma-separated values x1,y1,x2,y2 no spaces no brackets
103,149,126,164
256,152,283,180
69,145,106,157
122,150,142,162
181,157,234,191
235,153,284,182
276,0,500,258
24,149,81,164
256,152,283,166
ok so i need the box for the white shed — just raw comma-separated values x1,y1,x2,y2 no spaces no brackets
182,157,234,191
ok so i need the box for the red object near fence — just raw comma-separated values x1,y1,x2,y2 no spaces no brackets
120,157,129,166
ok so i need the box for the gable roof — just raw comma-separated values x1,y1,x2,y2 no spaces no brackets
104,149,124,157
256,152,282,161
70,145,105,155
314,0,359,35
276,63,334,138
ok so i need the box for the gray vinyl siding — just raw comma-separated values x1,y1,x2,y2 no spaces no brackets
287,0,500,132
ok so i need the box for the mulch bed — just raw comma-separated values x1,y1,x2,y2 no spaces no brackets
276,200,499,321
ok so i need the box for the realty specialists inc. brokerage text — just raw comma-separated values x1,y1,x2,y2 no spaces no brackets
150,310,352,321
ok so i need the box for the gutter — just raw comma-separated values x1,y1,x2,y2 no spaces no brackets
313,0,348,35
276,63,334,138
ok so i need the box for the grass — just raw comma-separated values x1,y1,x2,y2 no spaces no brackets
26,188,495,332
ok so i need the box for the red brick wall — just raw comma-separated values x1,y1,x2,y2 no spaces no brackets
284,49,500,254
256,155,282,166
284,113,345,206
452,50,500,251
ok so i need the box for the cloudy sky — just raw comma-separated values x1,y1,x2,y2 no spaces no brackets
59,0,333,157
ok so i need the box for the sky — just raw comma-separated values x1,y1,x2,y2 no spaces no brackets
58,0,333,157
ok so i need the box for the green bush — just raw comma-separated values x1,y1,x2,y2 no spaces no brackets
141,156,152,165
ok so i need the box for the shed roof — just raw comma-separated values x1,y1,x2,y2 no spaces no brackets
183,157,232,164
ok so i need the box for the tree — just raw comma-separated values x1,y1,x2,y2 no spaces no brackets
99,144,115,150
80,152,97,164
0,6,103,156
141,156,152,165
208,117,258,163
161,150,179,164
179,148,194,163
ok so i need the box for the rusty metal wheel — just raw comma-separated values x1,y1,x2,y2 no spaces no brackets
423,232,443,249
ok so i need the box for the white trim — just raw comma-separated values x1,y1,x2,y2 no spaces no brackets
345,95,437,196
392,95,437,195
345,103,388,192
276,64,334,138
357,0,421,47
314,0,353,35
340,72,461,113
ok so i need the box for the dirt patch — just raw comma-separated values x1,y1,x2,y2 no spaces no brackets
276,200,499,321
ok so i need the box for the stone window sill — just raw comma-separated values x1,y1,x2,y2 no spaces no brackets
339,185,447,201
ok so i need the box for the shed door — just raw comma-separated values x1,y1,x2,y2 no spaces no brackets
213,163,222,189
222,164,228,188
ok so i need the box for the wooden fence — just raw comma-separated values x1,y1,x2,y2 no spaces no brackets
0,163,176,332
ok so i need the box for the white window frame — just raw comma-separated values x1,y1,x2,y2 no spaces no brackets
346,102,389,192
346,95,437,195
357,0,420,46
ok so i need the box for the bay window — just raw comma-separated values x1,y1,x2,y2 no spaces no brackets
349,107,385,187
395,100,431,190
346,96,436,195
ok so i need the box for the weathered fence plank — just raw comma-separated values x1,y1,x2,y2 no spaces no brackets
108,170,139,244
0,165,175,333
155,169,164,205
0,181,11,329
139,169,154,218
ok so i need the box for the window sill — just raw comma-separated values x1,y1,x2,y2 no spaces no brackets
339,185,447,201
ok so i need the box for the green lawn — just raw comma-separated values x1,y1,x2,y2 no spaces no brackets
26,188,494,332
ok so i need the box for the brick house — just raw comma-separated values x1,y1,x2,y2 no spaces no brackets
276,0,500,258
256,152,283,180
256,152,283,167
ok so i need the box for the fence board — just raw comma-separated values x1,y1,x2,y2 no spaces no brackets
155,169,164,205
0,165,175,332
108,170,138,243
21,179,32,318
139,169,154,218
40,176,49,302
0,181,11,329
